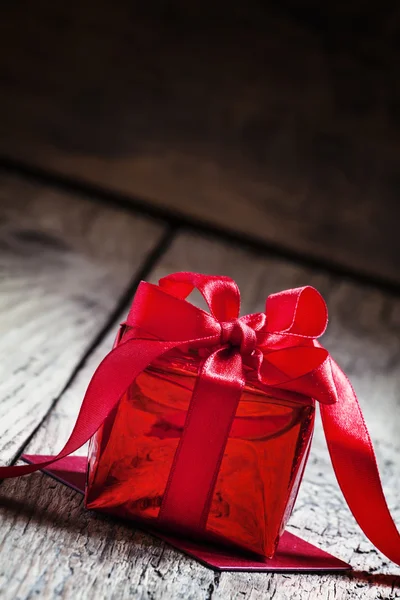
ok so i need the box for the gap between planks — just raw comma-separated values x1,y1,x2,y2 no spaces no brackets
1,159,400,298
9,225,177,469
0,173,169,467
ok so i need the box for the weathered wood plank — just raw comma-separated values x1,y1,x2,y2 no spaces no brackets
1,232,399,599
0,173,165,466
1,3,400,283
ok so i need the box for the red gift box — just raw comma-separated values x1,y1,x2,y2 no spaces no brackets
85,347,315,558
1,272,399,568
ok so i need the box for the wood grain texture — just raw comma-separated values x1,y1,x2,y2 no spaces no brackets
1,2,400,283
1,231,399,599
0,173,164,467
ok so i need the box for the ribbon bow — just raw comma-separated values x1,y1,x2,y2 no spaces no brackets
0,272,399,565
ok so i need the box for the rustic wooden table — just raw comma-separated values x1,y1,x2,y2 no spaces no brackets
0,171,399,599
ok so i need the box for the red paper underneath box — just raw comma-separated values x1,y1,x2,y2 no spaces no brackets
22,454,350,572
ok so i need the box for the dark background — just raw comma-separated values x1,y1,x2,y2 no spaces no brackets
1,1,399,285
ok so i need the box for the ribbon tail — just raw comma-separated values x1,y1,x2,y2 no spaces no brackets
320,358,400,565
0,336,181,479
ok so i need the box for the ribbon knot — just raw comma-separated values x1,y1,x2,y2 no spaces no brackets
220,319,257,355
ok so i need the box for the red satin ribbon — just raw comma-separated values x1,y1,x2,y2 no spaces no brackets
0,272,399,565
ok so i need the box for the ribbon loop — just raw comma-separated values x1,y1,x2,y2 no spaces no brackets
159,272,240,321
266,286,328,338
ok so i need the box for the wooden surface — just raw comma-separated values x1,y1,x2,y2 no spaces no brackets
1,2,400,284
0,173,165,466
0,177,399,599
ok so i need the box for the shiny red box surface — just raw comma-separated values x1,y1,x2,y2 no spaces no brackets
86,341,315,559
